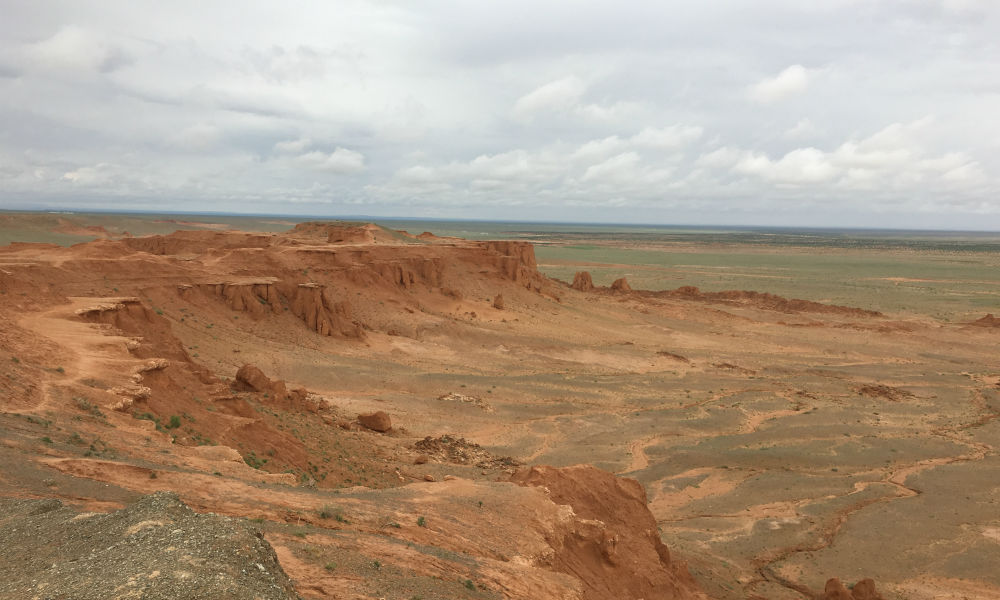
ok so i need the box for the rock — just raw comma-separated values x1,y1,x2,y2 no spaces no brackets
823,579,853,600
610,277,631,292
571,271,594,291
848,578,885,600
357,410,392,432
233,364,285,396
413,454,429,465
443,475,458,481
492,293,505,309
423,474,436,482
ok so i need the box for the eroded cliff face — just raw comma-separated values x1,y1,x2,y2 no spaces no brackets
511,465,706,600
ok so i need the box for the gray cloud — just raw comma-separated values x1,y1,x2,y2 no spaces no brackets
0,0,998,228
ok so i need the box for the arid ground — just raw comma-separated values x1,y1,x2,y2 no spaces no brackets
1,212,999,600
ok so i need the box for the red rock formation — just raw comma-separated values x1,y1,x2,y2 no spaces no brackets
511,465,705,600
286,283,365,339
485,241,543,289
196,282,281,318
233,364,320,413
611,277,632,292
357,411,392,432
572,271,595,291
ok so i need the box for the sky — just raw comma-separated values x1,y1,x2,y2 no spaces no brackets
0,1,998,229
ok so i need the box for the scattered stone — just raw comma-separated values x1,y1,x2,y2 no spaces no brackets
423,474,436,482
413,435,520,469
413,454,429,465
856,384,914,402
437,392,493,412
492,293,505,309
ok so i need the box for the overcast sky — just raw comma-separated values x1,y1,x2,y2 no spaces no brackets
1,1,998,229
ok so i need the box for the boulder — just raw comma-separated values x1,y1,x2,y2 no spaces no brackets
357,410,392,432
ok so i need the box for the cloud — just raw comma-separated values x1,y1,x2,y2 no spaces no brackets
729,119,984,190
513,76,586,115
784,118,820,139
169,124,222,150
735,148,837,184
0,3,997,226
631,125,703,149
29,25,131,73
274,138,312,154
749,65,816,103
294,148,365,173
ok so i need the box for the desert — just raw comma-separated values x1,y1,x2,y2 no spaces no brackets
1,213,999,599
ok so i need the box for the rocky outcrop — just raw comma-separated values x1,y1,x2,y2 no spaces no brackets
485,241,543,289
233,364,319,413
357,410,392,432
287,283,365,339
611,277,632,292
572,271,595,291
372,257,444,289
196,281,281,318
493,293,505,309
511,465,705,600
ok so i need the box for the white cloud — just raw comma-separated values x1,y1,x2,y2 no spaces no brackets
169,124,221,150
695,147,742,169
581,152,641,182
784,118,820,139
294,148,365,173
749,65,816,103
513,76,586,115
631,125,703,149
29,25,131,73
736,148,837,184
274,138,312,154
